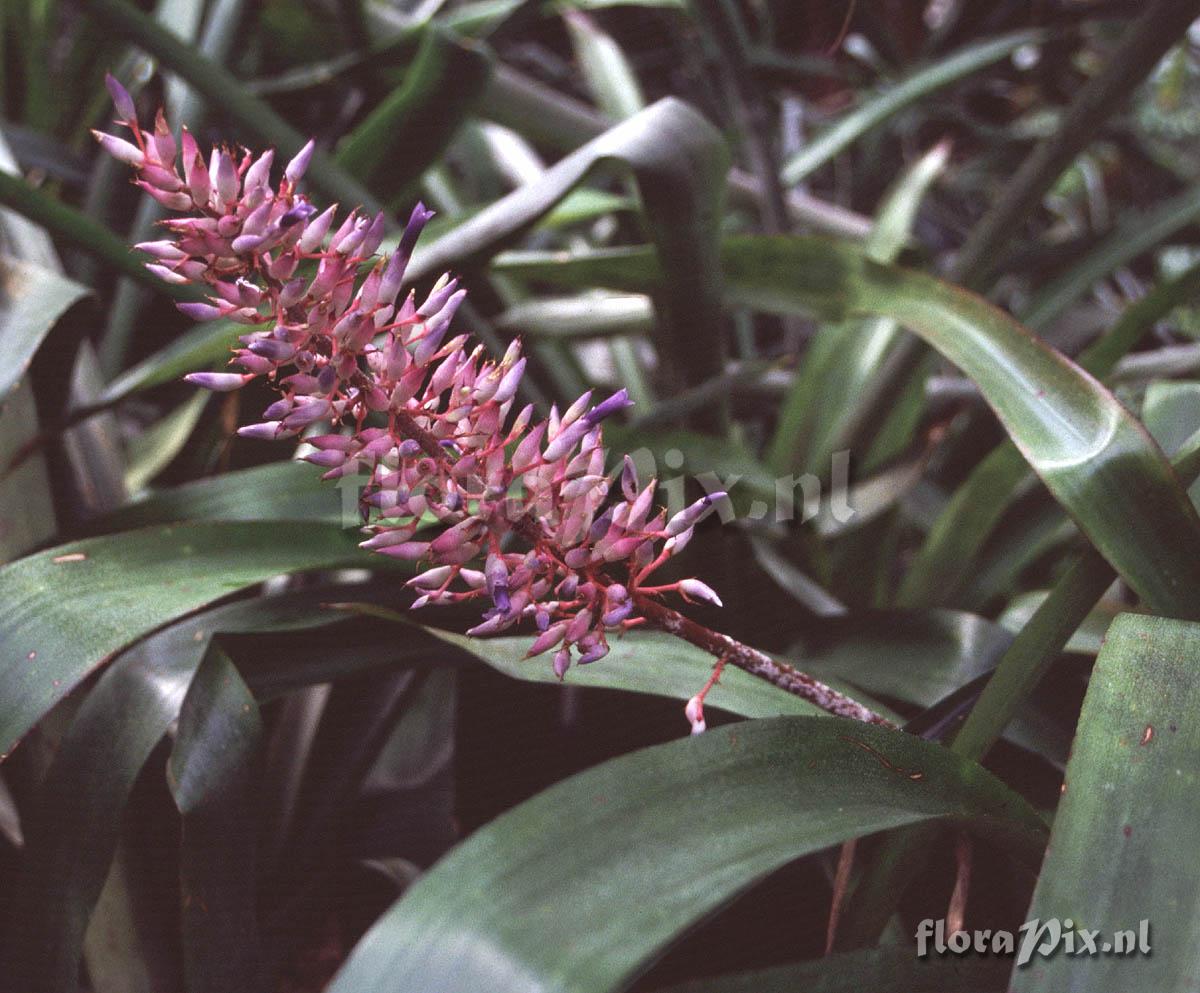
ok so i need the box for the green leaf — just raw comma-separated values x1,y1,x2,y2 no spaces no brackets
123,391,208,492
0,254,89,406
0,171,199,301
335,26,491,196
0,521,380,760
4,632,200,991
899,260,1200,608
327,717,1047,993
93,461,347,532
1009,614,1200,993
1022,185,1200,332
563,8,646,121
999,591,1122,655
495,293,654,339
654,947,1008,993
408,98,731,411
766,140,948,476
87,0,382,213
0,583,415,991
168,644,263,993
99,318,238,405
780,31,1041,185
745,238,1200,617
501,234,1200,617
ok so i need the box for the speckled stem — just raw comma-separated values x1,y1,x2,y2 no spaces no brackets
635,597,893,726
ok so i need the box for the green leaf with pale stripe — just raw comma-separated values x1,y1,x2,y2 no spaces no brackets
1010,613,1200,993
328,717,1047,993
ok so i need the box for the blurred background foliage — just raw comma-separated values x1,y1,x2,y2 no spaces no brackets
4,1,1200,991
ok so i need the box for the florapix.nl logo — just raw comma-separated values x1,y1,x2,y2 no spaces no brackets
916,917,1151,967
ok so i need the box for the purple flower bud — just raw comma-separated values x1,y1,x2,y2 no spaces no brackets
235,352,274,375
679,578,722,607
665,492,726,537
213,150,239,205
543,420,591,463
664,526,693,555
621,455,640,501
105,73,137,124
145,263,189,284
283,397,331,428
135,182,193,211
527,622,568,658
373,541,433,560
134,240,186,260
231,233,267,254
180,129,211,204
412,290,467,366
399,201,434,261
493,358,526,404
279,201,317,230
565,609,593,643
335,216,370,256
553,647,571,679
93,130,144,167
184,371,250,392
361,211,387,258
285,140,316,184
584,388,633,427
177,301,225,322
316,364,339,393
409,565,454,589
577,640,609,665
237,421,284,440
417,276,459,318
512,423,547,474
298,204,337,253
249,338,296,362
303,450,347,469
602,603,634,627
243,149,275,194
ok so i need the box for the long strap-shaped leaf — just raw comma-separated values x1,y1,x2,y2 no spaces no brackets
0,256,89,408
168,644,264,993
409,97,730,408
0,521,378,760
1009,613,1200,993
327,716,1046,993
492,235,1200,619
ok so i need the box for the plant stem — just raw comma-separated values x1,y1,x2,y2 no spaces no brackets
635,597,892,725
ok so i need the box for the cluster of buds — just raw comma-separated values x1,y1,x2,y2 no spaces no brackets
97,74,727,680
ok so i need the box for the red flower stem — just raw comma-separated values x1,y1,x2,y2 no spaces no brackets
390,409,889,726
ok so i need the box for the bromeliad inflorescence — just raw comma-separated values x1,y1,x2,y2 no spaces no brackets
96,75,888,732
95,74,727,692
